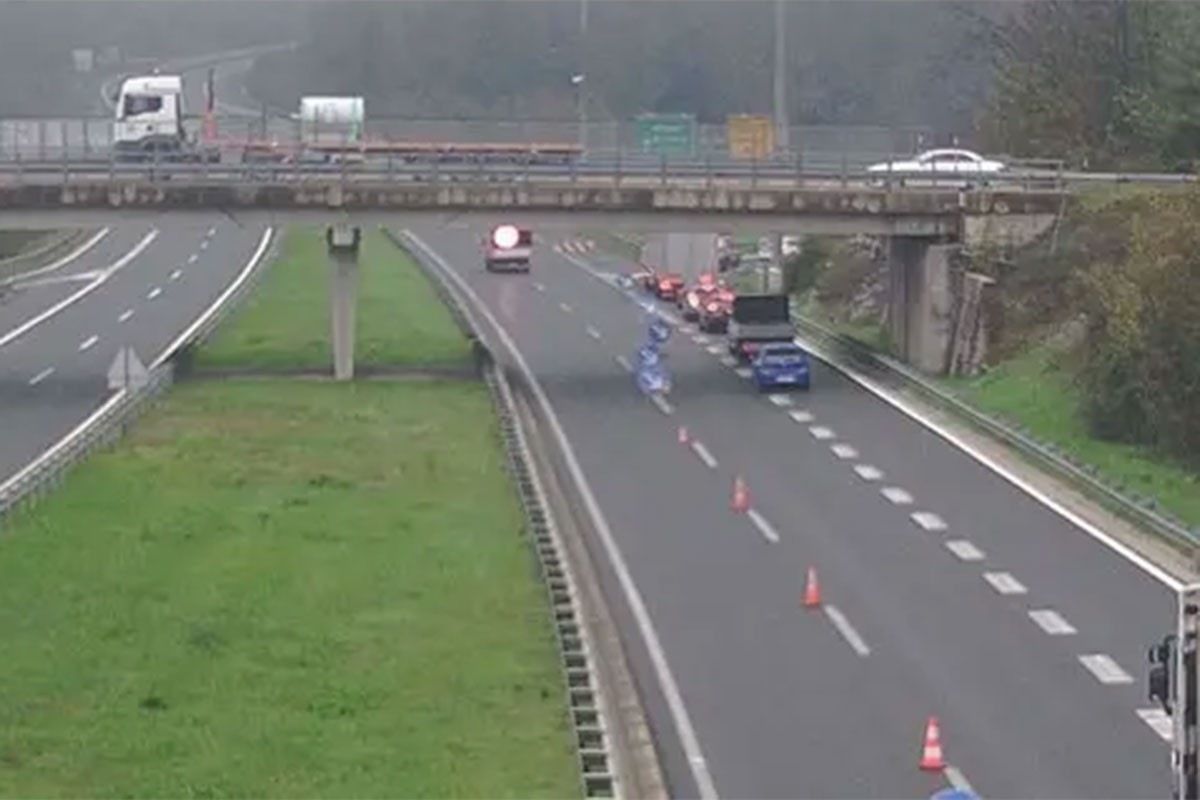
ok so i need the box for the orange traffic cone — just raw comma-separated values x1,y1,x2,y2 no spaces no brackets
803,567,822,608
678,425,690,444
731,476,750,513
919,716,945,771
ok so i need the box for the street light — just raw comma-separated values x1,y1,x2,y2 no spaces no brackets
572,73,586,154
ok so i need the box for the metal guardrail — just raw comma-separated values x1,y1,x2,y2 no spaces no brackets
0,228,279,526
384,226,622,798
0,158,1081,194
790,310,1200,554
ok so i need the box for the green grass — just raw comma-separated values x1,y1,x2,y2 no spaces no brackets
0,381,579,797
795,293,890,352
0,230,53,262
198,227,472,371
0,227,581,797
944,344,1200,529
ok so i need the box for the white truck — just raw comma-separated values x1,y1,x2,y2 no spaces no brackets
111,73,219,163
297,96,364,148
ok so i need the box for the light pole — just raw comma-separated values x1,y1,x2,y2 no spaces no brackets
577,0,589,155
773,0,789,154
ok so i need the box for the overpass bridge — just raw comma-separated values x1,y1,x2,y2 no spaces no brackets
0,162,1064,375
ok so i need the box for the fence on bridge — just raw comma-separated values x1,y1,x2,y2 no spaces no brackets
0,115,935,164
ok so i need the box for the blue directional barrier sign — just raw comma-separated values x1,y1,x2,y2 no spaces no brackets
929,790,979,800
648,319,671,344
637,343,661,366
637,364,668,395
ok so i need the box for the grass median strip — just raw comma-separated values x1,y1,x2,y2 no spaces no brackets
0,228,580,796
197,226,472,372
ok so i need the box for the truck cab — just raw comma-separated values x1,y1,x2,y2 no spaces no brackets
112,74,217,163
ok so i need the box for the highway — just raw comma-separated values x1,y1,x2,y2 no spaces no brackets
402,223,1177,799
0,217,272,485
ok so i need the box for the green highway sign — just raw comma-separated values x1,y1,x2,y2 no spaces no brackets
635,113,697,157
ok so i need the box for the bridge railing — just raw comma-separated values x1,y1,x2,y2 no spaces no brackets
0,152,1075,193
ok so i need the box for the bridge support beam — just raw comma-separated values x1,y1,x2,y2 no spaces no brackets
326,224,361,382
887,238,959,374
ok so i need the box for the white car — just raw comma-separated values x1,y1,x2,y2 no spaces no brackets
866,148,1005,187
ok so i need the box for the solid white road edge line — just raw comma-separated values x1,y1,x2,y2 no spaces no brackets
823,605,871,656
0,229,159,351
791,330,1187,591
0,390,128,490
405,230,719,800
747,509,780,543
0,227,110,288
151,227,274,369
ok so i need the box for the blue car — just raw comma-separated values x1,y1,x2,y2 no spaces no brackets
751,341,811,391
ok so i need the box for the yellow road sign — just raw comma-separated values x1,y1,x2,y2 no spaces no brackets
727,115,774,160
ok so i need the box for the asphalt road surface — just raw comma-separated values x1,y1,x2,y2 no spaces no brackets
402,223,1176,799
0,217,271,485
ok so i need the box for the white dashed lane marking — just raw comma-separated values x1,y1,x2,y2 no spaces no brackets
147,286,162,300
983,571,1027,595
28,367,54,386
650,394,674,416
720,355,737,367
78,335,98,351
615,355,633,372
187,253,198,265
706,344,723,356
747,509,780,543
559,302,573,313
854,464,884,481
944,766,976,797
206,225,216,237
1028,609,1077,636
831,443,858,459
692,334,710,345
788,409,814,424
735,367,752,379
585,325,602,341
881,487,913,505
690,441,718,469
200,239,210,251
945,540,986,561
169,269,182,281
824,605,871,657
767,394,793,407
533,282,546,292
809,426,835,440
910,511,947,532
118,309,134,323
1137,708,1174,742
1079,654,1134,685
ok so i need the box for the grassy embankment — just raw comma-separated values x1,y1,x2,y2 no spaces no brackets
0,227,580,797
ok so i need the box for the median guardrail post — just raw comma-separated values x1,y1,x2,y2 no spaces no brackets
840,150,849,187
659,153,667,187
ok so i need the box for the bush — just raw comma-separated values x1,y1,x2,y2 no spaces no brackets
1079,188,1200,466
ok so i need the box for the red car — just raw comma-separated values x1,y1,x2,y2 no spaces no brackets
698,288,736,334
653,272,685,301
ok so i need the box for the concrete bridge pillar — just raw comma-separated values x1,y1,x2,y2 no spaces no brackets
326,224,361,381
886,237,959,374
